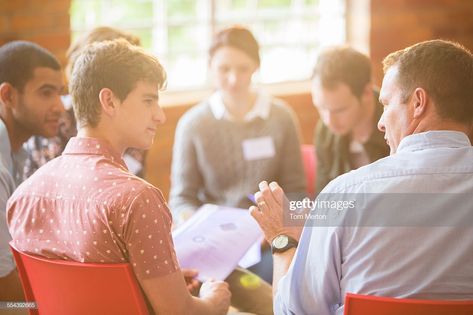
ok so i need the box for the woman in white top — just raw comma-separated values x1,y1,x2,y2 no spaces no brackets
170,26,306,222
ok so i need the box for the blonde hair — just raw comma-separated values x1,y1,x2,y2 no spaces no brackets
69,39,166,128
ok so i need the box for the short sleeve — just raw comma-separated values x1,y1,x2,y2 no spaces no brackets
123,186,179,280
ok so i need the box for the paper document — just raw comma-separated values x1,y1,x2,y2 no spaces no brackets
238,237,263,269
172,204,263,281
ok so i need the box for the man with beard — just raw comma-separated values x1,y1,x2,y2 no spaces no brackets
0,41,65,300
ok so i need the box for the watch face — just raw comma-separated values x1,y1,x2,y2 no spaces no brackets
273,235,289,249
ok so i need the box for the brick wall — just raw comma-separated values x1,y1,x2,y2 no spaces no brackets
0,0,71,65
370,0,473,85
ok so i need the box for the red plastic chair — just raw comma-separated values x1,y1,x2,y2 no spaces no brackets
10,243,150,315
344,293,473,315
301,144,317,197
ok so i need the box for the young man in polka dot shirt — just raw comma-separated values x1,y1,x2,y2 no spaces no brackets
7,39,231,314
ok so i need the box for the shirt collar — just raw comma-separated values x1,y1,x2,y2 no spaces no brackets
208,90,271,122
0,118,12,173
397,131,471,153
0,118,27,185
63,137,128,169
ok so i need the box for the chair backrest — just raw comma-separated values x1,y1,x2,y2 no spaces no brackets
10,243,150,315
301,144,317,197
344,293,473,315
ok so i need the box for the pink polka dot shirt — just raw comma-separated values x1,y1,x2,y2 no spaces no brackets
7,137,179,280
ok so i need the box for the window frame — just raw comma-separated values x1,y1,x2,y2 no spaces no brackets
71,0,347,98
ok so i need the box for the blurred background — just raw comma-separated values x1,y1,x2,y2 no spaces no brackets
1,0,472,196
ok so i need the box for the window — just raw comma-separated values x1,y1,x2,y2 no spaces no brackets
71,0,345,90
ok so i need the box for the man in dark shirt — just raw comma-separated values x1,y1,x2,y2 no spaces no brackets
312,46,389,193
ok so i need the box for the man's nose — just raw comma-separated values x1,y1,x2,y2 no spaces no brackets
324,112,335,127
227,71,238,86
377,114,386,132
154,106,166,125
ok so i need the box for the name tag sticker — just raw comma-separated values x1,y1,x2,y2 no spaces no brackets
242,137,275,161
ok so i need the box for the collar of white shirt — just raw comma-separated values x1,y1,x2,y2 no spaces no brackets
0,118,11,172
0,118,27,186
397,130,471,154
208,90,271,122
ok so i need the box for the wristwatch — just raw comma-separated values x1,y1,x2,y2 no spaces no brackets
271,234,298,254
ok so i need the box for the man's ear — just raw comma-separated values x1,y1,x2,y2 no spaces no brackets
412,87,428,119
98,88,119,117
0,82,18,109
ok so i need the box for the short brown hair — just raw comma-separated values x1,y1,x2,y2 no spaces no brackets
209,26,260,65
66,26,141,79
312,46,371,99
69,39,166,128
383,39,473,124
